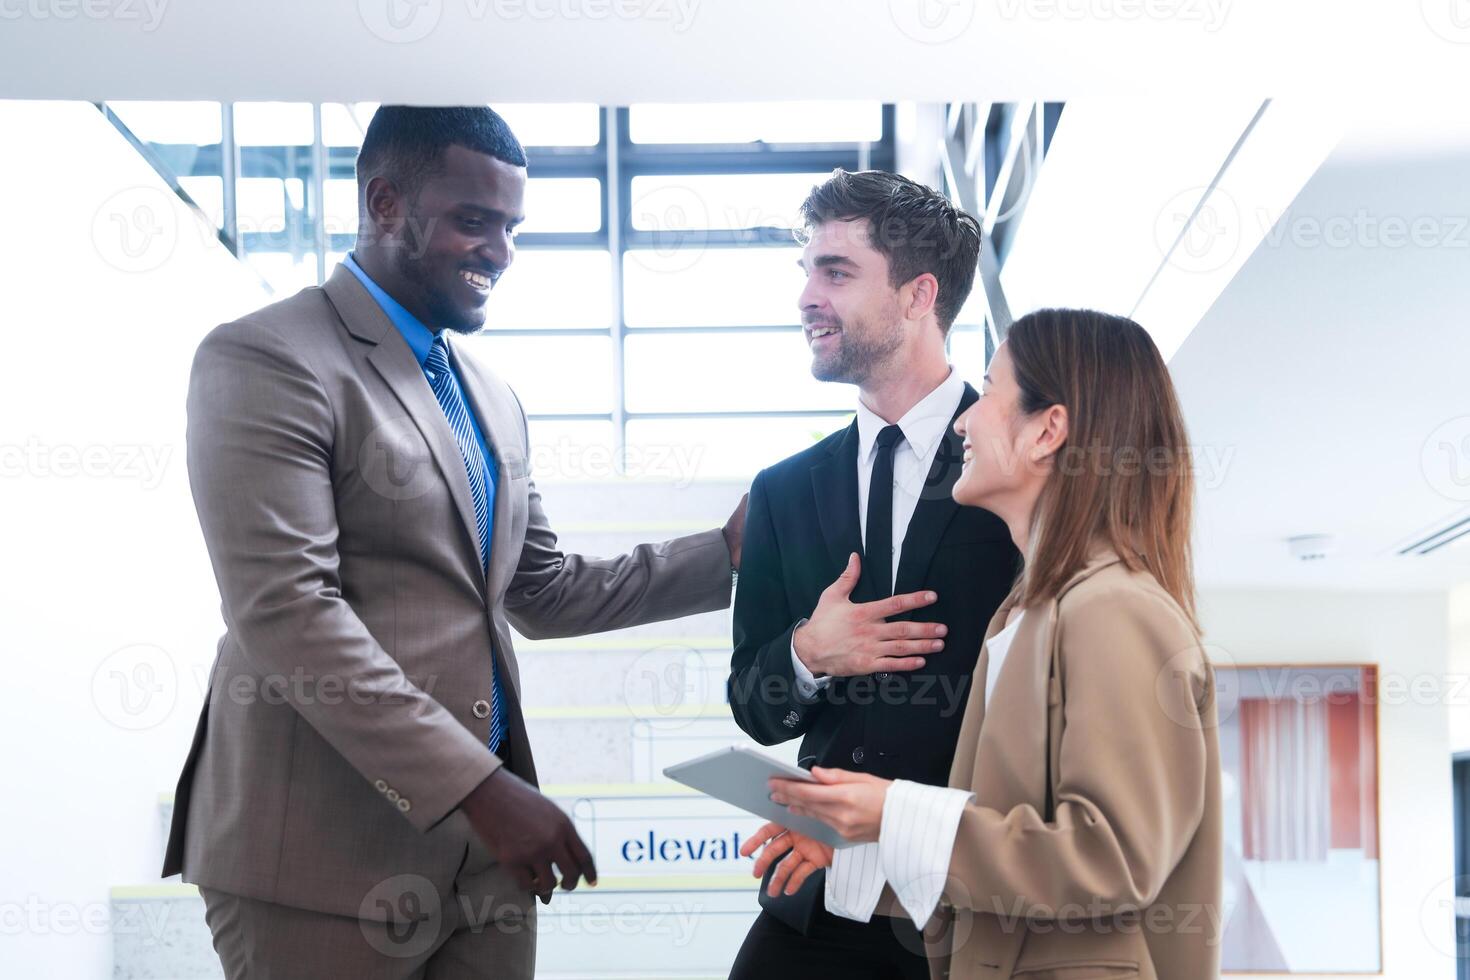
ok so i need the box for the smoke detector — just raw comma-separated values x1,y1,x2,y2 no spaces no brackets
1287,534,1336,561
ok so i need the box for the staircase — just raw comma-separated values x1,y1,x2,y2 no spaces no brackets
112,477,793,978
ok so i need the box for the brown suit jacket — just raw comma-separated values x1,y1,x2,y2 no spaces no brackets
162,265,733,918
920,540,1222,980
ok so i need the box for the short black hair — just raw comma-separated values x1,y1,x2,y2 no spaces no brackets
356,105,527,200
797,169,982,335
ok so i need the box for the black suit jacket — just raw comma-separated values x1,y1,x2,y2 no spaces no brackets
727,383,1020,788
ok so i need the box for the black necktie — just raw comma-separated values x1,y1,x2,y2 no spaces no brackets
865,424,905,599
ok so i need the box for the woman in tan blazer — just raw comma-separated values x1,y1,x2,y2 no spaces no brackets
751,308,1222,980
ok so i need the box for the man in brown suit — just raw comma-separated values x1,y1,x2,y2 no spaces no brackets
163,105,745,978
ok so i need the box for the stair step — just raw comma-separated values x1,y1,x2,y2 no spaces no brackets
112,879,757,979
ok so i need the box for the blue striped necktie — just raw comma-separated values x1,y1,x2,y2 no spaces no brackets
425,335,508,755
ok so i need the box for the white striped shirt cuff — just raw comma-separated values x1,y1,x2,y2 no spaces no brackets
879,779,975,926
825,841,885,922
823,780,975,926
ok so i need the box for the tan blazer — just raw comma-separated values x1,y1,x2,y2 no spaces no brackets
162,265,733,918
921,539,1221,980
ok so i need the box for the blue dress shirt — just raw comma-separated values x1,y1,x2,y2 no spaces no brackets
343,252,498,557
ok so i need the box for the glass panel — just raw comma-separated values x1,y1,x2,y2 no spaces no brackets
625,332,847,414
629,102,882,145
107,100,221,144
947,327,987,390
953,273,989,331
623,246,802,328
233,102,314,146
324,178,359,238
495,103,601,147
236,176,293,236
628,173,822,232
521,178,602,234
463,334,613,415
525,420,618,482
626,416,850,482
178,175,225,230
322,102,375,147
245,251,318,296
487,249,612,329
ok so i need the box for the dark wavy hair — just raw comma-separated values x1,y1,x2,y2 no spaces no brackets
797,169,982,335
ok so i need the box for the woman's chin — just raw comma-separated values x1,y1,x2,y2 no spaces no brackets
951,470,985,508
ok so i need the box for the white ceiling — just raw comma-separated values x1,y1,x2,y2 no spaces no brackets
1,0,1469,103
1172,103,1470,591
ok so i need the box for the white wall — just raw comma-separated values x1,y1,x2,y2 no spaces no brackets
1198,586,1459,979
0,101,267,976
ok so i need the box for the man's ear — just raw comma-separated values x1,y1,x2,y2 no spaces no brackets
362,175,405,239
902,272,940,322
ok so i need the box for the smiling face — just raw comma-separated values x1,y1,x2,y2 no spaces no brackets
796,219,905,385
952,341,1067,513
369,143,526,334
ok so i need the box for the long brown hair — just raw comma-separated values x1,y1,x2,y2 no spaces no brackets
1006,308,1198,630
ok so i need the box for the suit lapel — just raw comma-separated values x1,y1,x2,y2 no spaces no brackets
892,383,979,597
810,421,871,600
324,267,486,599
973,599,1057,812
447,337,526,606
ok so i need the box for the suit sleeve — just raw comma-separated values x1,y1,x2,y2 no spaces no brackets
186,320,499,834
943,586,1212,915
501,421,733,640
726,469,826,744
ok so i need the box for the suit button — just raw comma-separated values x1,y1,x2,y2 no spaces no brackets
851,747,865,764
472,700,491,719
398,799,412,813
374,779,388,793
386,789,400,803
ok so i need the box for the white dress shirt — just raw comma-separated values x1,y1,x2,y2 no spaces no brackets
790,368,968,700
825,611,1028,926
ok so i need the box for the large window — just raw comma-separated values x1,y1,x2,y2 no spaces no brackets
102,101,992,480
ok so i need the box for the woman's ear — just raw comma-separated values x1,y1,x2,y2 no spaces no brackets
1032,404,1069,463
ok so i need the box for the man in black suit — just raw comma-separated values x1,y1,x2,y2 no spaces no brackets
727,170,1020,979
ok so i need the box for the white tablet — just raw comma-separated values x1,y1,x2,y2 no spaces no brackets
662,746,855,849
